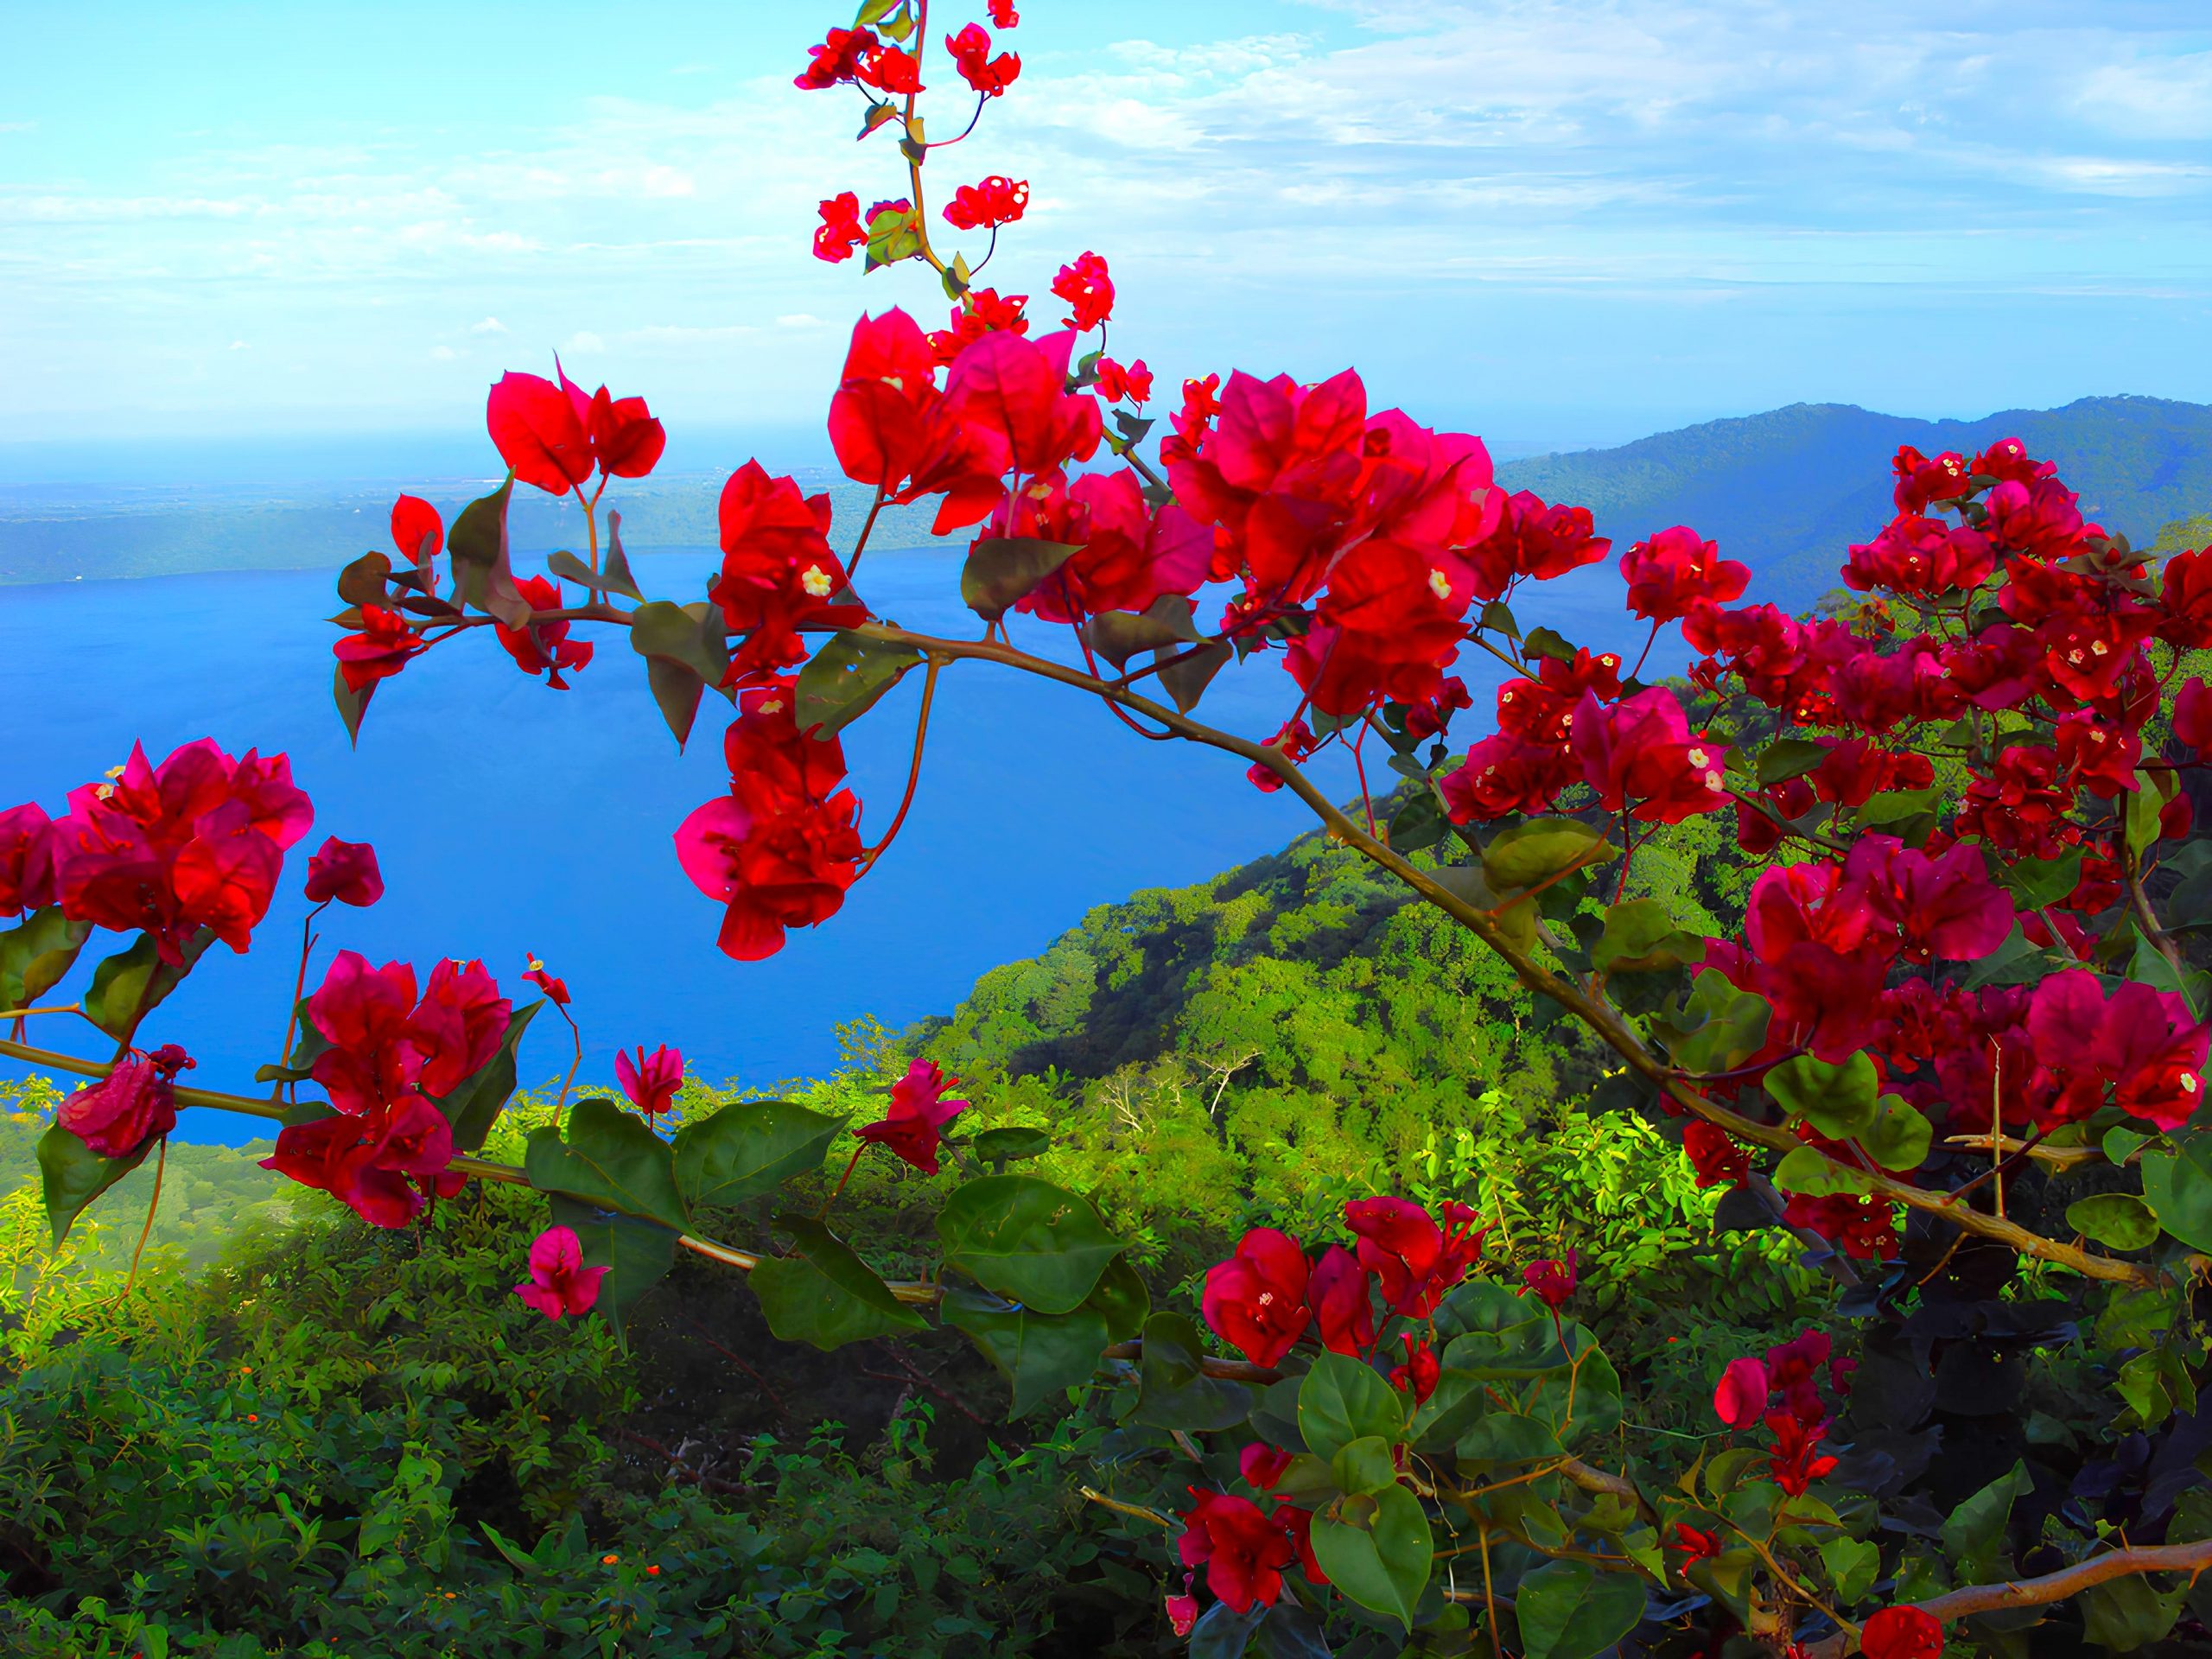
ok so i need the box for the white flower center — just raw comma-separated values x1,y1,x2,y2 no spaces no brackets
801,565,834,598
1427,569,1452,601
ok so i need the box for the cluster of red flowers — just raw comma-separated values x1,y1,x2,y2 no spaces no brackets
1174,1485,1325,1618
0,737,314,964
710,462,867,683
1711,1329,1853,1497
56,1044,196,1159
487,362,665,496
942,174,1027,231
260,949,513,1228
675,680,865,962
1201,1197,1484,1373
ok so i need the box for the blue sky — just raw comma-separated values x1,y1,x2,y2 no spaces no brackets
3,0,2209,467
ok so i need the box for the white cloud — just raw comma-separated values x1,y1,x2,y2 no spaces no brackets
429,344,459,360
227,339,248,350
775,313,825,328
563,330,606,353
471,316,508,334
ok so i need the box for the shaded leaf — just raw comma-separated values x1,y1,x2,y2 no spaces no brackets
83,929,214,1040
1131,1311,1252,1431
1515,1559,1646,1659
38,1122,155,1247
2069,1192,2159,1252
942,1287,1110,1417
796,630,922,738
448,475,531,628
961,537,1081,620
0,907,92,1011
751,1211,926,1349
524,1096,689,1230
545,1194,679,1344
1078,595,1201,670
1158,641,1232,715
1299,1351,1405,1462
672,1099,842,1209
1310,1484,1429,1630
935,1173,1125,1315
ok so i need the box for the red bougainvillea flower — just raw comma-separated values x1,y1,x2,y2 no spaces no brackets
794,25,877,90
495,575,595,690
989,467,1211,624
1669,1523,1723,1568
1240,1444,1293,1493
927,285,1030,366
853,1058,969,1174
334,606,428,693
0,803,54,918
1713,1357,1770,1427
44,739,312,963
858,42,924,95
390,494,442,567
1390,1333,1441,1402
827,307,1010,534
1343,1196,1484,1317
1522,1249,1579,1310
814,191,868,264
1202,1227,1312,1366
1572,687,1731,824
1051,251,1114,330
521,953,569,1006
585,385,665,479
2177,677,2212,750
410,957,512,1096
1891,444,1973,513
304,836,383,907
1177,1490,1300,1615
2028,969,2209,1129
988,0,1018,24
942,327,1103,475
1843,513,1993,598
1620,524,1750,623
56,1045,194,1158
943,175,1029,231
709,463,868,680
1764,1410,1839,1496
1164,1593,1198,1637
947,22,1020,95
1095,357,1153,405
616,1044,684,1116
1403,677,1472,744
1307,1243,1375,1356
513,1225,608,1320
1683,1121,1749,1189
1861,1605,1945,1659
487,370,594,496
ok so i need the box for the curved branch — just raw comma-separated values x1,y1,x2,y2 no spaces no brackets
842,624,2164,1288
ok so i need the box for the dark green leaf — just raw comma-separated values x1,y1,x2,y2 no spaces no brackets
960,537,1081,620
644,655,707,749
1332,1434,1399,1497
336,549,393,607
38,1121,155,1247
941,1288,1109,1417
1479,600,1520,639
935,1173,1125,1315
0,907,92,1011
1764,1051,1880,1138
2142,1134,2212,1253
544,1194,679,1344
1078,595,1202,669
1083,1254,1150,1342
1993,847,2083,912
2082,1572,2188,1652
1131,1311,1252,1431
83,929,215,1040
1592,898,1705,973
1940,1458,2030,1581
672,1099,842,1209
1389,789,1447,855
1158,641,1232,714
524,1096,689,1230
750,1211,927,1349
969,1125,1052,1169
1515,1559,1646,1659
795,631,922,738
1310,1485,1430,1630
1456,1410,1563,1465
1754,737,1828,785
432,999,542,1154
1189,1601,1268,1659
333,662,372,745
1656,975,1771,1076
1299,1351,1405,1462
2068,1192,2159,1252
1522,626,1577,663
1253,1600,1334,1659
448,475,531,628
630,598,732,686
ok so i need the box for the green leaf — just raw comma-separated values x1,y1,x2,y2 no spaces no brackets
37,1122,156,1247
2082,1571,2189,1652
1130,1311,1252,1431
1299,1351,1406,1462
1456,1410,1564,1465
336,548,393,607
448,475,531,628
544,1194,680,1344
1764,1051,1880,1138
960,537,1082,621
1821,1535,1879,1602
0,907,92,1012
1188,1602,1268,1659
1660,976,1771,1076
431,999,542,1154
750,1211,927,1349
1856,786,1938,827
672,1099,842,1209
1862,1093,1933,1173
1515,1558,1647,1659
1310,1484,1430,1630
2142,1134,2212,1254
1077,595,1202,670
1592,898,1706,973
1993,846,2083,912
1479,600,1520,639
796,631,922,739
524,1097,689,1230
2131,932,2207,1019
941,1288,1109,1417
630,598,732,688
545,518,645,601
862,201,925,269
969,1125,1052,1170
642,654,707,750
82,929,215,1040
1389,788,1448,855
1332,1434,1399,1497
1158,640,1232,715
1483,817,1613,892
935,1174,1125,1315
333,661,372,745
1083,1254,1150,1342
1773,1146,1872,1197
1754,736,1828,785
2068,1192,2160,1252
1961,924,2058,990
1522,626,1577,663
1940,1458,2030,1581
2126,774,2166,858
2105,1126,2152,1166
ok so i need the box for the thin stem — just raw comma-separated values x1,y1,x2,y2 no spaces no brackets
0,1003,79,1021
270,900,329,1097
1078,1486,1176,1530
861,655,942,871
845,486,889,580
552,1000,583,1128
818,1144,865,1220
125,1136,168,1296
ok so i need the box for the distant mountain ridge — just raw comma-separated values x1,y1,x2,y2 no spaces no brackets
1496,394,2212,610
3,395,2205,594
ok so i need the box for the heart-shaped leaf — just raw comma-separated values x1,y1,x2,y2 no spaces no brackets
524,1096,689,1230
673,1099,843,1210
935,1173,1125,1314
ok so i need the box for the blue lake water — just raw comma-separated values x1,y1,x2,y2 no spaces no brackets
0,550,1679,1145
